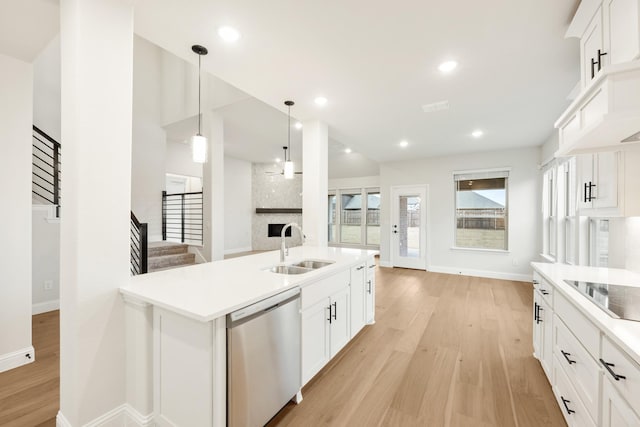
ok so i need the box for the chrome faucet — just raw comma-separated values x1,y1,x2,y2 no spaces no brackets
280,222,306,262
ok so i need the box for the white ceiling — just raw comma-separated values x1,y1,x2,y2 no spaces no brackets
135,0,581,163
0,0,59,62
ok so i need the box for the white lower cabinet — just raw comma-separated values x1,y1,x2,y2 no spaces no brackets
301,269,352,385
553,355,598,427
365,260,376,324
350,264,366,337
533,289,553,377
602,378,640,427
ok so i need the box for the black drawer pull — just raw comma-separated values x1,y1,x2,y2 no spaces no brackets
536,305,543,324
327,305,332,324
600,359,626,381
356,265,364,270
534,302,538,322
561,397,575,415
332,302,337,320
561,350,576,365
541,289,549,295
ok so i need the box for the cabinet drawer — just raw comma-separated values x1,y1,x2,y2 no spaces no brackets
553,314,601,424
553,355,597,427
534,274,554,305
366,258,376,278
555,291,600,360
602,336,640,417
301,270,350,310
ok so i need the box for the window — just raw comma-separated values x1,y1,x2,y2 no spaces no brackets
327,187,380,248
589,218,609,267
563,159,577,264
366,190,380,245
328,193,337,243
542,167,557,259
454,170,508,250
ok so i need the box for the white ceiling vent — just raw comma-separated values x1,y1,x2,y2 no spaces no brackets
422,100,450,113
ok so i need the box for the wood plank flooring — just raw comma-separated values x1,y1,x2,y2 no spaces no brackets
269,266,567,427
0,311,58,427
0,265,565,427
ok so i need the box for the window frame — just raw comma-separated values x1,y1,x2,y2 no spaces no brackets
328,187,380,249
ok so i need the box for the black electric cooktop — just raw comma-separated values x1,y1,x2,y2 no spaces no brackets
564,280,640,322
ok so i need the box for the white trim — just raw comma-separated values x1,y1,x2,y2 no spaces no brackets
121,294,151,308
428,265,531,282
83,404,128,427
188,245,208,264
33,299,60,315
539,253,557,263
56,411,72,427
450,246,510,254
223,246,253,255
378,260,392,268
0,346,35,373
124,404,154,427
390,185,428,270
452,166,512,176
32,204,60,223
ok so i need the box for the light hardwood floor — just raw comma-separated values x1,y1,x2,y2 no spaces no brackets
269,266,567,427
0,310,58,427
0,266,565,427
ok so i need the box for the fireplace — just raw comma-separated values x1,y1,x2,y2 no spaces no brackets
268,223,292,237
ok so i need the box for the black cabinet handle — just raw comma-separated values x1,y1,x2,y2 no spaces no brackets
327,305,332,324
367,280,372,294
536,305,543,324
597,49,607,72
541,289,549,295
561,350,577,365
588,182,596,201
534,302,538,322
591,57,598,79
356,265,364,271
332,302,337,320
561,397,575,415
584,182,588,203
368,264,375,269
533,279,539,285
600,359,626,381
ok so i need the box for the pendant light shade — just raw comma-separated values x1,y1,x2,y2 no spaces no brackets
284,100,295,179
192,44,208,163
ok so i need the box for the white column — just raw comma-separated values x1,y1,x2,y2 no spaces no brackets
59,0,133,424
302,120,329,246
202,111,224,261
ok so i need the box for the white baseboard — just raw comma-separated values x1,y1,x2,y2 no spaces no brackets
428,265,532,282
0,346,35,373
224,246,253,255
32,204,60,223
378,260,392,268
188,245,207,264
58,405,153,427
33,299,60,315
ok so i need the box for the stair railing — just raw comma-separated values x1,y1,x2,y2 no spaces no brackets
32,125,61,217
131,211,148,275
162,190,203,245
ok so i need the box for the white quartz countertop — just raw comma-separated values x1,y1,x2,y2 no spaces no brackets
120,246,378,322
531,262,640,365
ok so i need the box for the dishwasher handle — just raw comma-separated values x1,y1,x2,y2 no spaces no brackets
228,288,300,327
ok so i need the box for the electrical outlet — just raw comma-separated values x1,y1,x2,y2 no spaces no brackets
44,280,53,290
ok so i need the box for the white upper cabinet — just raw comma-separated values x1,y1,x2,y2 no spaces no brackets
603,0,640,65
556,0,640,155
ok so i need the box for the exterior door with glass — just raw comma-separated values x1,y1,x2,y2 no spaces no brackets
391,186,427,270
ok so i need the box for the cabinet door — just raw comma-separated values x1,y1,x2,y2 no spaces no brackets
603,0,640,65
330,287,351,358
577,154,595,211
365,273,375,324
302,298,331,385
533,291,543,360
350,264,366,337
594,151,618,209
581,6,604,86
541,297,553,378
602,379,640,427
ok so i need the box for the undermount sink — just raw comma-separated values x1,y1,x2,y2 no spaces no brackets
291,259,335,269
266,259,335,275
266,265,313,275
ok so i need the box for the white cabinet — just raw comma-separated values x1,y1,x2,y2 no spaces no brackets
603,0,640,66
365,260,376,324
533,289,553,378
350,263,366,337
602,378,640,427
553,355,598,427
581,6,605,86
577,151,618,214
301,269,351,385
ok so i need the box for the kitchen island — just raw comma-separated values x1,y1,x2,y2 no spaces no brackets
120,246,378,427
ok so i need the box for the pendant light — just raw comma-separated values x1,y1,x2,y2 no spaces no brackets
191,44,208,163
283,100,295,179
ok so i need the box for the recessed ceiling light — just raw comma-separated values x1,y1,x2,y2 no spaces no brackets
218,26,241,43
314,96,328,106
275,157,281,163
399,140,409,148
471,129,484,138
295,122,302,130
344,148,352,154
438,60,458,73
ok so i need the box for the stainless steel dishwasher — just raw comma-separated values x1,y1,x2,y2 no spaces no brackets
227,287,301,427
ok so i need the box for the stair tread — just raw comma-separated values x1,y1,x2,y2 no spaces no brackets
148,242,189,257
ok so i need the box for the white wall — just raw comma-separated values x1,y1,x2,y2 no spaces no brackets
540,132,559,165
380,146,540,281
32,207,60,313
166,140,203,178
224,156,252,254
33,35,61,141
329,175,380,190
0,53,34,371
131,35,166,241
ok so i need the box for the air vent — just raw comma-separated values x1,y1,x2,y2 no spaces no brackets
422,100,450,113
621,130,640,143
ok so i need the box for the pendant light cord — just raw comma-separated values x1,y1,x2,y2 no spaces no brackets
287,104,291,161
198,53,202,135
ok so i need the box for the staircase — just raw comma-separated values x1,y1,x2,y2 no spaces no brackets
148,242,196,272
